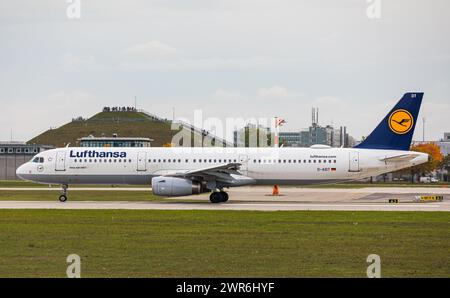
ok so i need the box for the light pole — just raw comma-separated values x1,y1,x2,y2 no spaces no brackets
422,117,426,142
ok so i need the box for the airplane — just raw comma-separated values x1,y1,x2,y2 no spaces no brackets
17,92,428,203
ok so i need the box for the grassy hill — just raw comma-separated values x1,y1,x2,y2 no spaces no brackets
27,111,183,147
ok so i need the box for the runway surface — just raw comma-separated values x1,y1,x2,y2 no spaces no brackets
0,200,448,211
0,186,449,211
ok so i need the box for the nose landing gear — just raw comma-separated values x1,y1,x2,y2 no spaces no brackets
59,184,68,202
209,190,229,203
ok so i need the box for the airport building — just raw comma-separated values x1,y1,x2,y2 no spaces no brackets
233,124,271,147
444,132,450,142
279,125,352,147
79,135,153,147
232,108,355,148
437,132,450,156
437,142,450,156
0,142,54,180
279,108,354,148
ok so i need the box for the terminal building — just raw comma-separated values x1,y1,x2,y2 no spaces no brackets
0,142,54,180
79,135,153,148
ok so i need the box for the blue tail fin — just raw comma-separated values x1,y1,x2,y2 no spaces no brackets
354,92,423,151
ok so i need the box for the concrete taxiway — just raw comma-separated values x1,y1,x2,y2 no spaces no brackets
0,200,448,211
0,186,448,211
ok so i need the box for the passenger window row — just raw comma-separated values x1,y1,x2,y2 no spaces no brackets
252,159,337,164
74,159,132,163
147,158,238,163
71,158,337,164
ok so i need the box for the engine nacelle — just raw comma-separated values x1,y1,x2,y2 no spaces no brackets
151,176,202,196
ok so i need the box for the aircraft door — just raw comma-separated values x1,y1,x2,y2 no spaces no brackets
55,151,66,171
238,155,249,174
137,152,147,171
348,151,360,172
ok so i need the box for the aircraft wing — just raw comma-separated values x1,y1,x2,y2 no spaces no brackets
172,162,242,176
379,153,421,163
153,163,256,187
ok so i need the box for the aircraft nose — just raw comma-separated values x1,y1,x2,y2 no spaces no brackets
16,164,27,180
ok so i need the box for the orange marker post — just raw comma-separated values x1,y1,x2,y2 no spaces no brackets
272,184,279,196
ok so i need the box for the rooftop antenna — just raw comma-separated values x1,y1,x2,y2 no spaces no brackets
10,128,12,142
316,107,319,124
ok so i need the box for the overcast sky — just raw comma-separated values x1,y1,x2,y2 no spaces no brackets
1,0,449,143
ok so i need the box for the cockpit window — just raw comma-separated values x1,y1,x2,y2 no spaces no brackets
32,157,44,163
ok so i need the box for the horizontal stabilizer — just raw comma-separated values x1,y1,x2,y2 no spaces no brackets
379,154,420,163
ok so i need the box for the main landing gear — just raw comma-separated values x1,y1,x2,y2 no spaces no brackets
209,191,229,203
59,184,68,202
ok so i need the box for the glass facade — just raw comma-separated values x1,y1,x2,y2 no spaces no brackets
79,138,151,148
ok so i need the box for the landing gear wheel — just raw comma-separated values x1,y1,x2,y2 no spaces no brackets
209,191,229,203
59,184,68,202
209,192,222,203
220,191,229,202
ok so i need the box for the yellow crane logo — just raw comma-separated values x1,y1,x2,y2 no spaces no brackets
388,109,413,134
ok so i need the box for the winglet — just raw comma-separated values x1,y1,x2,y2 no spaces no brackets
354,92,423,151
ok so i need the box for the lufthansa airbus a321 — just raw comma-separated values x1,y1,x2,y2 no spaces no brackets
17,93,428,203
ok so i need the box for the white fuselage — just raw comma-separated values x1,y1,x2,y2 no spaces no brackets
16,147,428,186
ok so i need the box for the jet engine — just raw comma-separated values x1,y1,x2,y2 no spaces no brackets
151,176,202,196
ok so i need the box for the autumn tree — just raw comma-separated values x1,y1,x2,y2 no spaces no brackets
407,143,443,182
